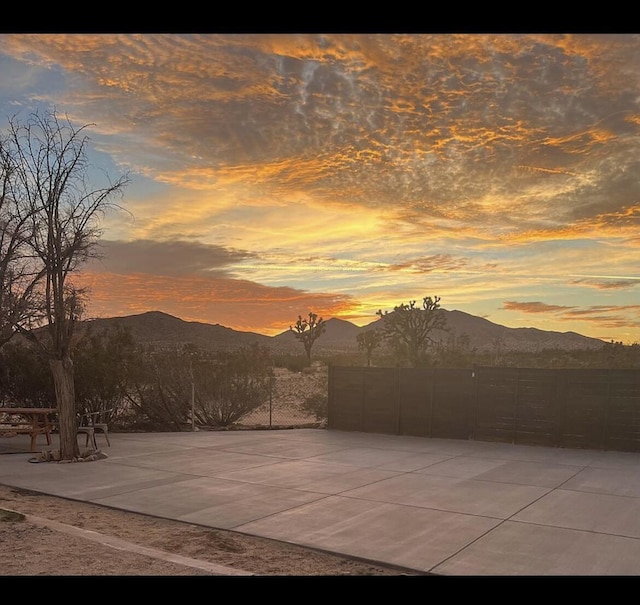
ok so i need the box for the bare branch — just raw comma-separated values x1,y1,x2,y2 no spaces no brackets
0,108,129,460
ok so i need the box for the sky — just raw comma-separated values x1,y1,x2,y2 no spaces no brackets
0,33,639,343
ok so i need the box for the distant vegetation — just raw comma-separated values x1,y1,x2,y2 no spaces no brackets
1,322,638,434
0,328,274,432
2,287,637,435
326,340,640,370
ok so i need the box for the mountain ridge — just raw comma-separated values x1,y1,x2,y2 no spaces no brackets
81,309,607,354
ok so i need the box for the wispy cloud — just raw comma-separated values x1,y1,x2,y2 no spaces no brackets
502,301,576,314
502,300,640,336
2,34,640,342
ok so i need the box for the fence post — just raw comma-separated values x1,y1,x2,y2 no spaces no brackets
429,368,435,438
359,366,365,431
327,364,333,429
603,369,612,450
513,368,520,444
191,381,195,432
269,370,273,429
395,366,401,435
470,365,479,440
554,370,563,447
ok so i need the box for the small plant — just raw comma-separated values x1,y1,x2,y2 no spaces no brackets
273,354,311,373
301,392,328,421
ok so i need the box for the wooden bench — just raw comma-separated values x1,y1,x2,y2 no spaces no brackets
0,408,57,452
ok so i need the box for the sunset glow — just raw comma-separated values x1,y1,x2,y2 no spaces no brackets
1,33,639,342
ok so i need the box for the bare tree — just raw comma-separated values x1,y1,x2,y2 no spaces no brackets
3,109,129,459
0,133,41,346
376,296,447,367
290,312,326,360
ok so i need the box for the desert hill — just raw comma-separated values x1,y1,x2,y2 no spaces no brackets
432,309,604,353
83,311,278,352
81,309,607,355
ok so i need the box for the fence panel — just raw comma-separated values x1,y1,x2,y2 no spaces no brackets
397,368,432,437
474,367,518,443
602,370,640,452
362,367,399,434
512,368,559,447
327,365,640,453
561,370,608,449
327,366,363,431
430,369,474,440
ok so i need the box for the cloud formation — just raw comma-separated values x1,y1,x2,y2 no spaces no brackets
1,34,640,341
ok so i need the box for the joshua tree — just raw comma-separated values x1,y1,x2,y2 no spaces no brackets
290,312,326,360
356,329,382,366
376,296,447,367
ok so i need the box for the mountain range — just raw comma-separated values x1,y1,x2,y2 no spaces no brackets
81,309,607,355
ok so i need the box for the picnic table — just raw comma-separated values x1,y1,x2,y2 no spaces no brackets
0,407,57,452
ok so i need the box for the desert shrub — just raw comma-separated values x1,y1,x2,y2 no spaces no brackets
122,344,273,431
301,392,328,421
193,344,273,427
0,342,55,406
273,354,311,373
74,325,137,420
302,363,322,375
122,348,192,431
320,353,362,367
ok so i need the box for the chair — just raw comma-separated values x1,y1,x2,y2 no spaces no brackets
77,409,112,449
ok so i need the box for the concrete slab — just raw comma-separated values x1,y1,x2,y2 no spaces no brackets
342,472,551,518
418,457,583,487
215,459,399,493
236,495,501,573
304,446,449,469
3,428,640,575
432,520,640,576
587,449,640,470
93,476,327,529
110,448,284,476
212,437,349,459
561,466,640,497
513,489,640,537
464,442,602,466
0,453,191,499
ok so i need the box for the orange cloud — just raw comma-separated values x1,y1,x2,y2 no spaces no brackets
502,301,575,314
73,270,356,336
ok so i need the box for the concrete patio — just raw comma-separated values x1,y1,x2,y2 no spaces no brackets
2,427,640,575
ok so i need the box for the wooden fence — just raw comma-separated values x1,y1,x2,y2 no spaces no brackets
327,366,640,452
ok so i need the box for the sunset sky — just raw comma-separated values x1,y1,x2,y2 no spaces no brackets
1,33,639,343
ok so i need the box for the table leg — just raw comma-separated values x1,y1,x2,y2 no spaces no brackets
43,416,52,446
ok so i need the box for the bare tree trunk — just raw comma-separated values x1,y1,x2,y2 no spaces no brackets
50,357,79,459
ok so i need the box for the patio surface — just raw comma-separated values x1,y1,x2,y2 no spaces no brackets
2,428,640,575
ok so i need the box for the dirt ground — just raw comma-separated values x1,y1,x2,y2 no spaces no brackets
0,484,419,576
